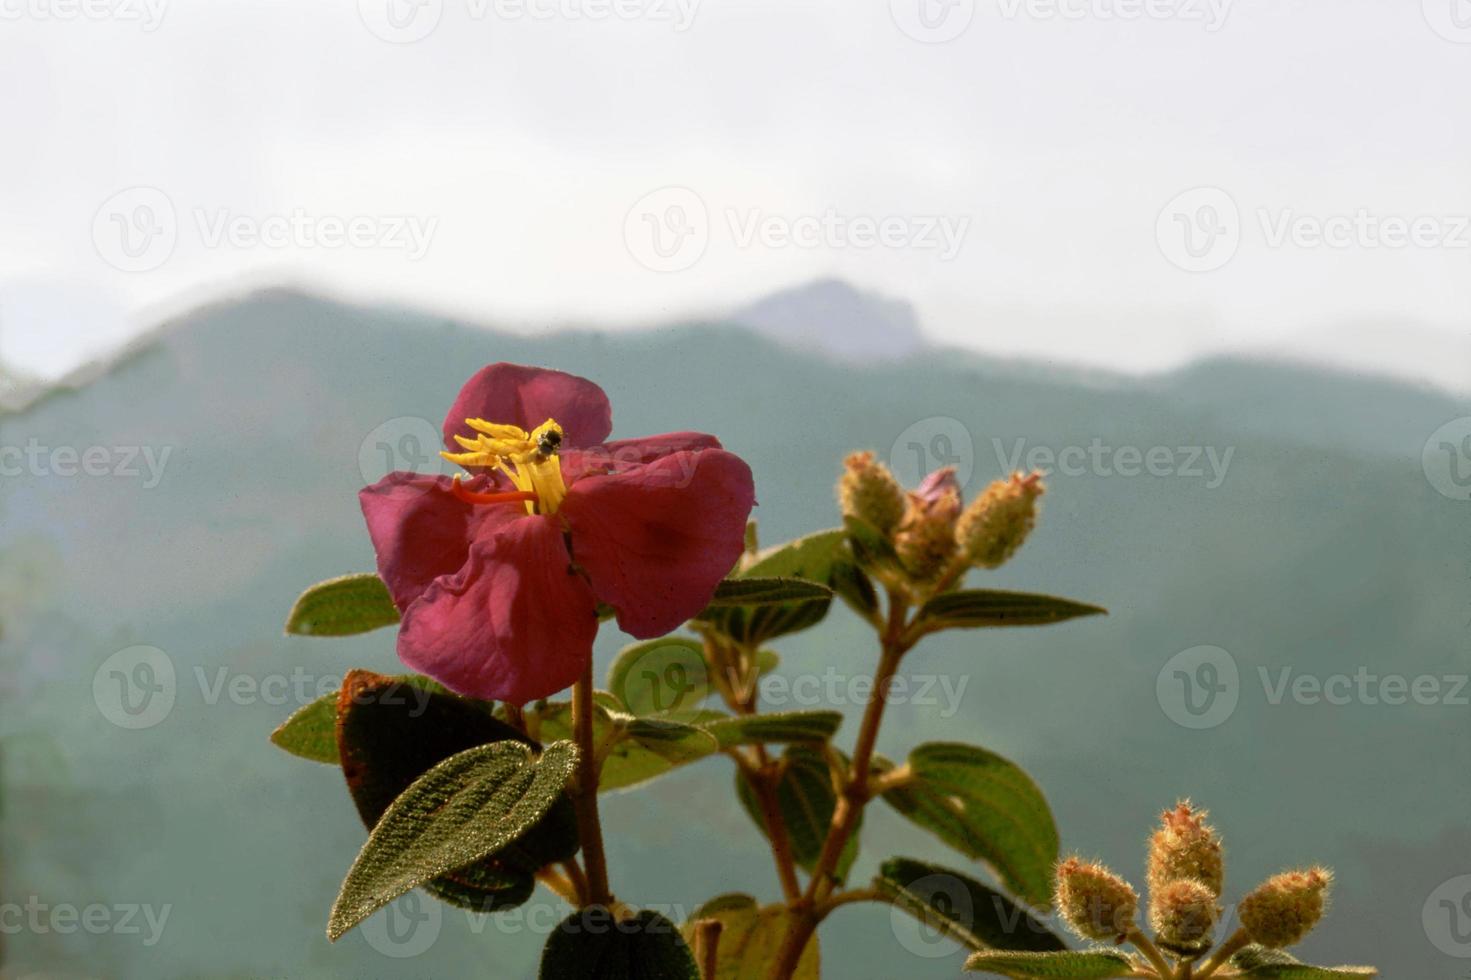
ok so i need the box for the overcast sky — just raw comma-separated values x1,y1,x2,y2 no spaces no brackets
2,0,1468,388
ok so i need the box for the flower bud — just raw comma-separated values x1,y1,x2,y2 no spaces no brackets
1149,878,1219,954
1147,800,1224,897
955,472,1044,570
1238,868,1332,949
836,451,906,535
1055,857,1139,943
894,468,963,585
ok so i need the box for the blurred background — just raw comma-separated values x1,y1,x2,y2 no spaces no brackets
1,1,1468,977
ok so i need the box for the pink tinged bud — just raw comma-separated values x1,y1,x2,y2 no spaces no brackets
956,471,1044,570
1055,857,1139,943
1239,868,1332,949
894,467,964,585
837,451,907,535
1149,878,1220,954
1147,800,1225,897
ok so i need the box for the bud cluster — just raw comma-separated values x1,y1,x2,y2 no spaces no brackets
1053,801,1337,978
835,453,1044,592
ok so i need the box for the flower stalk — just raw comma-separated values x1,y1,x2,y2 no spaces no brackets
572,664,614,908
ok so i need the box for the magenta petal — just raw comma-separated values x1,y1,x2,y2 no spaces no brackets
397,516,599,703
359,472,522,612
560,449,755,639
560,431,724,483
443,363,613,450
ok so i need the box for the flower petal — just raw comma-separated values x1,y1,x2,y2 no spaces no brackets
359,472,521,612
560,449,755,638
397,516,599,703
560,431,723,483
443,363,613,450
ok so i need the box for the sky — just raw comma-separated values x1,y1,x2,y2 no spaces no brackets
1,0,1469,389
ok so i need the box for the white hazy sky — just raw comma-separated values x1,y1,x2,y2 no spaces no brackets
2,0,1469,388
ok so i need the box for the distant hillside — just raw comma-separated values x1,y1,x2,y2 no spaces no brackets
728,277,925,361
0,289,1466,979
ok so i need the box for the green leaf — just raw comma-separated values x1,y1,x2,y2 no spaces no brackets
707,577,835,606
607,638,712,718
913,590,1106,631
698,530,847,646
540,909,699,979
680,894,820,980
530,697,720,792
701,711,844,749
285,573,400,636
880,742,1058,908
964,950,1139,978
270,695,338,764
327,738,579,941
877,857,1066,953
1231,946,1379,978
268,673,452,766
736,746,860,884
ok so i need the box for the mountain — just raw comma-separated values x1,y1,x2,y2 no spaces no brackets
0,288,1466,979
727,277,926,361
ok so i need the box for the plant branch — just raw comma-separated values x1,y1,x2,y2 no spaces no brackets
1194,928,1250,980
1129,929,1178,980
572,663,614,908
765,588,912,979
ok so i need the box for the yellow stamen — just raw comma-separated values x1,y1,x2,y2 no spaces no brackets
439,417,568,515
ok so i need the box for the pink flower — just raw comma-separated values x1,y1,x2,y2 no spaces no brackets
360,363,755,704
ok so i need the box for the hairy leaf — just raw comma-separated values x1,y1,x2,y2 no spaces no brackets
328,739,578,940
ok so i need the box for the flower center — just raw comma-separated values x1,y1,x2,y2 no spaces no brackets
441,417,568,515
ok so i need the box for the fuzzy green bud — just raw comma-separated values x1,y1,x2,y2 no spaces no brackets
1147,800,1225,898
1055,856,1139,943
1149,877,1220,955
1239,868,1332,949
837,451,907,535
894,467,963,585
955,471,1044,569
